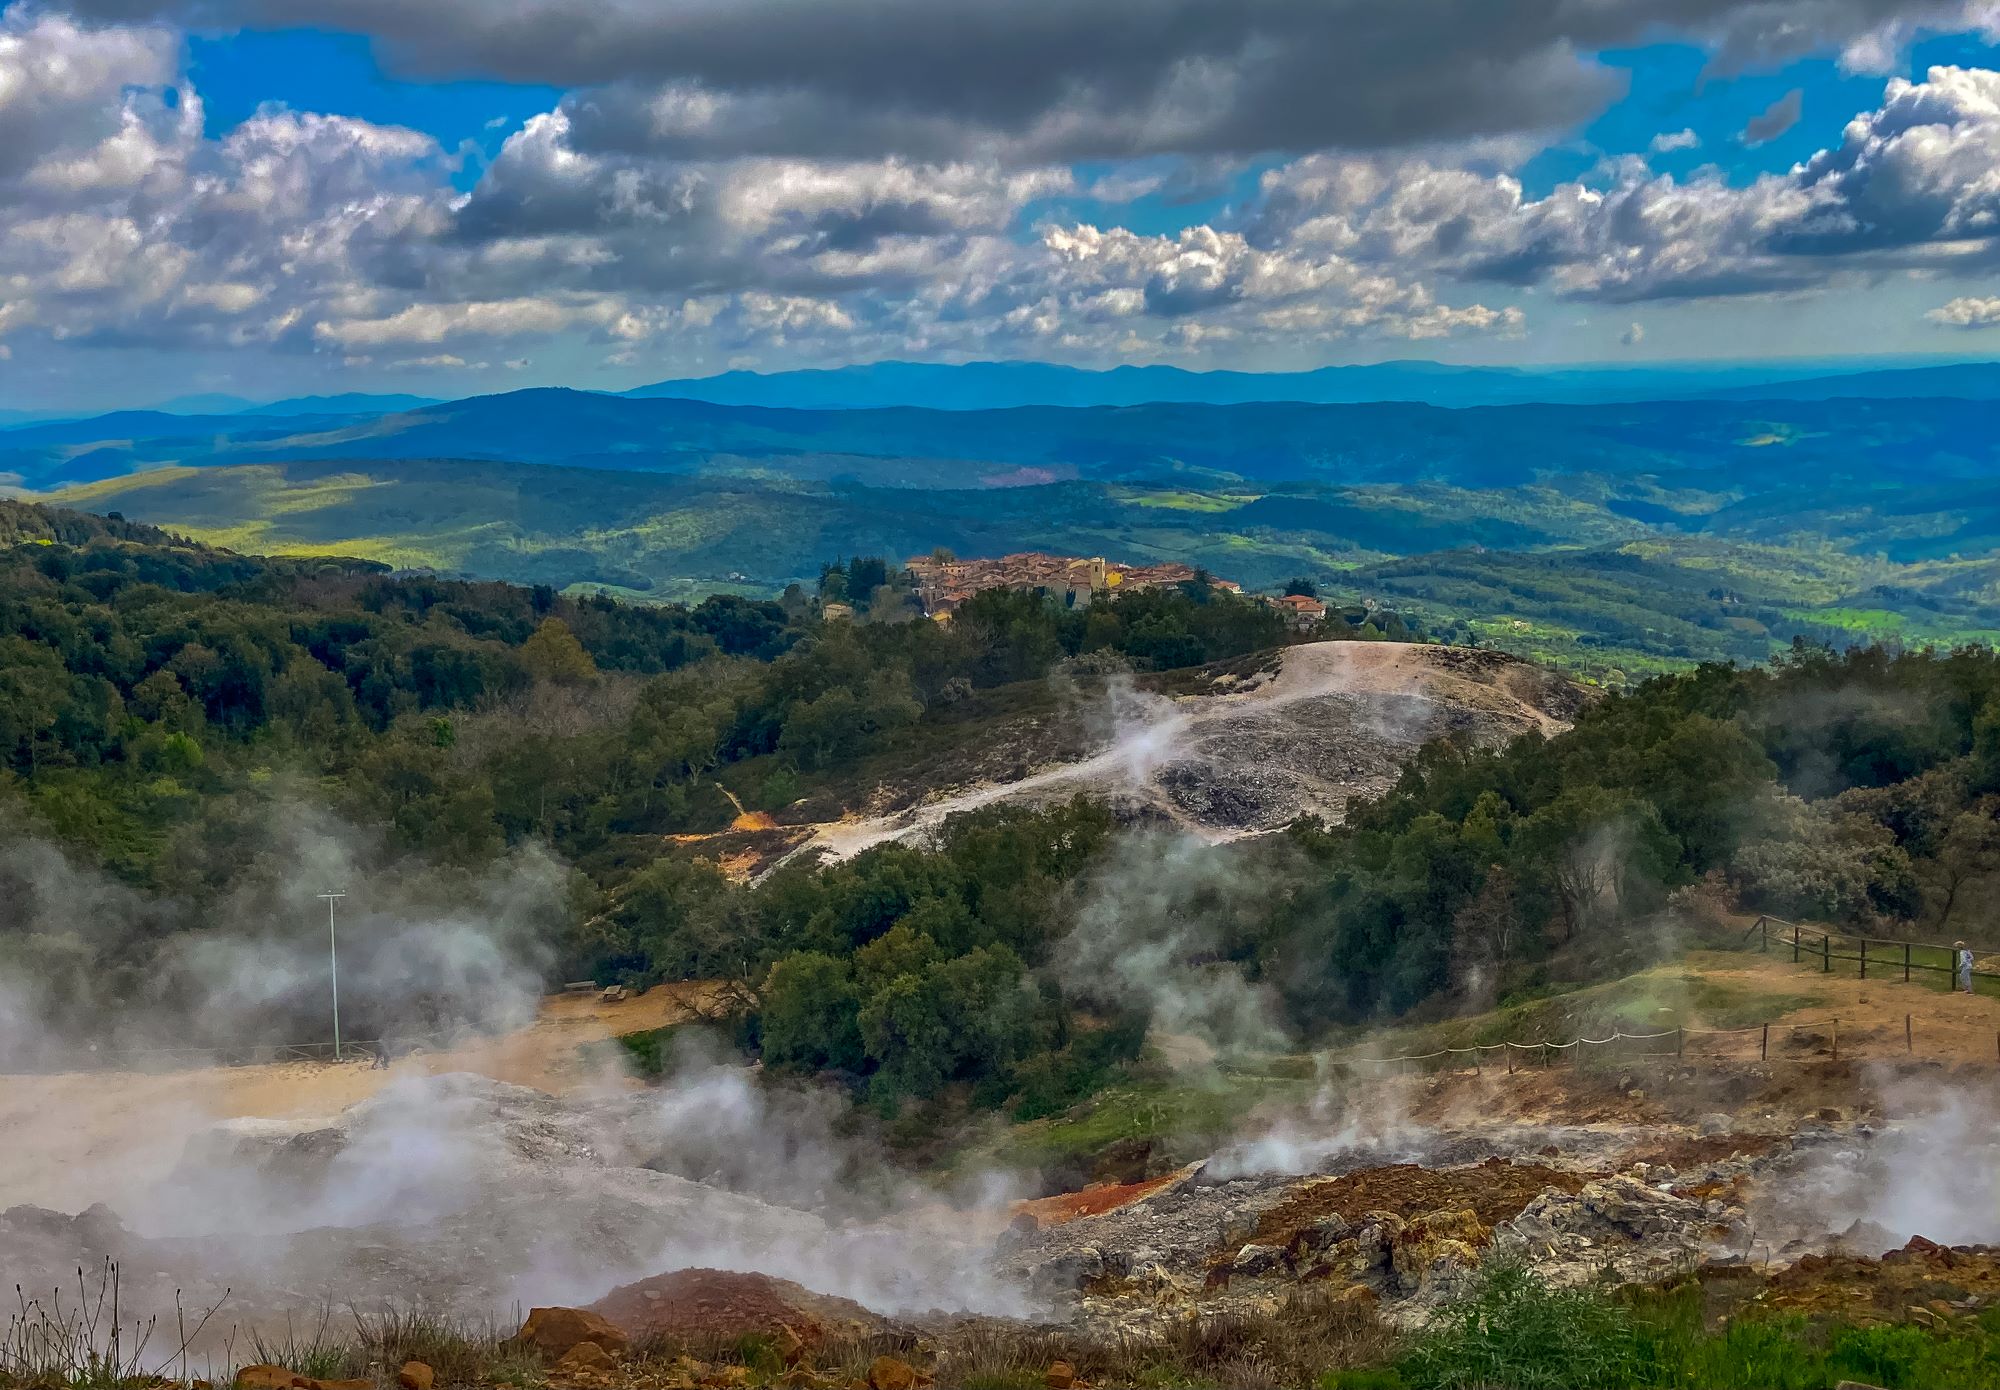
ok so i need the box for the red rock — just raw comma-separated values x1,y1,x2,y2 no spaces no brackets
554,1343,616,1374
234,1367,308,1390
398,1362,435,1390
866,1357,921,1390
516,1308,629,1359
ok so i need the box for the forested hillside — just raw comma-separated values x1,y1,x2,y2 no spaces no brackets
42,387,2000,677
5,502,2000,1120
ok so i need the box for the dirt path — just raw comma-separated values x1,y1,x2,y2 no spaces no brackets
1695,951,2000,1063
0,983,718,1212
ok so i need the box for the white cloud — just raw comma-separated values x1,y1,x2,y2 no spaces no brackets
1621,321,1647,344
1928,294,2000,326
4,3,2000,382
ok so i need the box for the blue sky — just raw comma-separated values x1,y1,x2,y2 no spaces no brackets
3,1,1999,409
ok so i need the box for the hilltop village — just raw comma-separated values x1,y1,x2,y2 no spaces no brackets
901,550,1327,628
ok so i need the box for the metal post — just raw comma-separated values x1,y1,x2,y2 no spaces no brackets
1823,934,1831,973
1906,1013,1913,1054
1905,942,1912,984
318,891,346,1061
1860,938,1867,980
1761,1023,1769,1061
1793,926,1800,963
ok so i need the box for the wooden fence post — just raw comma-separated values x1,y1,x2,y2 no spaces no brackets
1677,1026,1685,1058
1860,938,1867,980
1832,1018,1838,1061
1761,1023,1769,1060
1905,942,1912,984
1906,1013,1913,1054
1761,917,1769,952
1793,926,1801,962
1824,934,1832,973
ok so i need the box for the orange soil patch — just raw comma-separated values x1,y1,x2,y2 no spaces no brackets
729,811,778,832
1015,1172,1183,1226
590,1268,889,1344
1251,1159,1588,1249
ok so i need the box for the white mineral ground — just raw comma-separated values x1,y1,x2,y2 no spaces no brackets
800,640,1580,862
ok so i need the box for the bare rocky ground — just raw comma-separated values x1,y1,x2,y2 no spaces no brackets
6,1054,1996,1369
794,641,1583,861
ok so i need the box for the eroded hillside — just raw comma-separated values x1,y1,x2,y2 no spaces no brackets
795,641,1585,862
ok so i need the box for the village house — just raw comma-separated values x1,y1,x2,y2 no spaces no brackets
905,552,1240,618
1273,593,1328,629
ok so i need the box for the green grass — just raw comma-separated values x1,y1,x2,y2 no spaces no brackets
1318,955,1826,1067
1382,1262,2000,1390
955,1073,1313,1177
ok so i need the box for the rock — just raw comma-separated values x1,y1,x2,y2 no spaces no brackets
1698,1114,1731,1136
1045,1361,1079,1390
1817,1107,1844,1123
234,1368,308,1390
866,1356,922,1390
996,1211,1041,1255
1581,1176,1705,1238
397,1362,434,1390
1331,1283,1380,1309
517,1307,630,1359
1030,1246,1106,1294
1297,1213,1353,1255
1231,1243,1287,1277
554,1343,617,1375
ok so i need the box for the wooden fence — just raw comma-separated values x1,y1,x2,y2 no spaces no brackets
1750,914,2000,995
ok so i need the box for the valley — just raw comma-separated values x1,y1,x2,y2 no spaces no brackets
26,387,2000,678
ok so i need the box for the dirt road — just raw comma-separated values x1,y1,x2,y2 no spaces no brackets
0,983,716,1212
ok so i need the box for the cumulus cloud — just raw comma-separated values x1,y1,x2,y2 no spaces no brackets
55,0,2000,165
5,2,2000,378
1929,294,2000,326
1241,66,2000,304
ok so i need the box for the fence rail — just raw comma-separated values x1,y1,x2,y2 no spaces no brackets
1749,914,2000,996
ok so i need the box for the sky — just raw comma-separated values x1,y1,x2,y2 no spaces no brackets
3,0,2000,408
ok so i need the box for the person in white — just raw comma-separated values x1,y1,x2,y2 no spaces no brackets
1956,941,1975,994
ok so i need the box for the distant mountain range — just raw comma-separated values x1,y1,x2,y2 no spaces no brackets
5,387,1997,498
2,357,1992,433
622,357,2000,410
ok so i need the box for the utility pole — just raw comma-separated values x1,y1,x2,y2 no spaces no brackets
318,892,346,1060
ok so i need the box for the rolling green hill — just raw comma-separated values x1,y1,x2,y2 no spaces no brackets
32,388,2000,678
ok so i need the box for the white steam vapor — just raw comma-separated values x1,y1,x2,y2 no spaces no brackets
0,801,567,1066
1057,829,1289,1059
